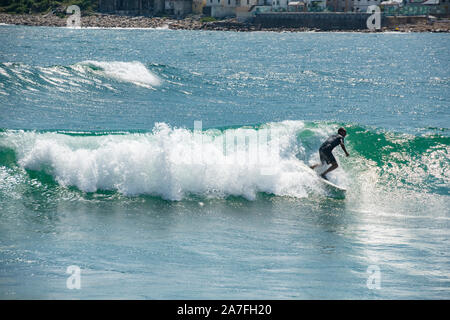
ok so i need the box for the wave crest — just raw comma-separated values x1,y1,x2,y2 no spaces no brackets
0,122,321,200
74,60,161,88
1,122,448,201
0,60,161,95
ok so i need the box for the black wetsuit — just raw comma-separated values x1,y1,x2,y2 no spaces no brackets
319,134,344,164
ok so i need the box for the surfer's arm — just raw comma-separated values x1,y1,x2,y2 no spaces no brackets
340,142,349,157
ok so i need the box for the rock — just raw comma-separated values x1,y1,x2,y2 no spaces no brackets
1,12,450,33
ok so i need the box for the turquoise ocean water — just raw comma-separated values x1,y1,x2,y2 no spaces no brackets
0,25,449,299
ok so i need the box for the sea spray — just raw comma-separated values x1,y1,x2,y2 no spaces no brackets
0,122,448,203
0,121,321,200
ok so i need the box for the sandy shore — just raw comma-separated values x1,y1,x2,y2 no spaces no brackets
0,12,449,32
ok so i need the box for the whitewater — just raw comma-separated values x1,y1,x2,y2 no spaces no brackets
0,25,449,299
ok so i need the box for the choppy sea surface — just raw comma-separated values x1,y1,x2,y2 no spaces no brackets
0,25,449,299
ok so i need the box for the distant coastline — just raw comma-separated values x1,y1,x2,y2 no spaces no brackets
1,12,449,32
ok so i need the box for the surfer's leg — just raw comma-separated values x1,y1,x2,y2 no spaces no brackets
321,161,338,178
311,149,327,170
310,164,319,170
319,149,336,178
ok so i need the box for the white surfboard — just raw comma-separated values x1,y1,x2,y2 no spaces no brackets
302,163,347,193
319,176,347,193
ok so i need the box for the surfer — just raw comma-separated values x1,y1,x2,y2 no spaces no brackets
310,127,349,179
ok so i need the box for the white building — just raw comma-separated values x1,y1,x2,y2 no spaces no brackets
282,0,327,10
205,0,327,18
205,0,239,18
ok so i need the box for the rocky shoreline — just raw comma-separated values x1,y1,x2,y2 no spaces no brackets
1,12,449,32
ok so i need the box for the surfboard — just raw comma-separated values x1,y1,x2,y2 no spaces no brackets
302,163,347,193
319,176,347,193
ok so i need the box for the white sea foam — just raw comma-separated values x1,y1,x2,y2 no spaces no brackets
0,61,161,92
1,122,328,200
0,66,10,78
76,61,161,88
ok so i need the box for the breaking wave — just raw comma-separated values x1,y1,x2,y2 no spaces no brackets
0,60,161,96
0,121,448,202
